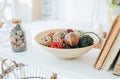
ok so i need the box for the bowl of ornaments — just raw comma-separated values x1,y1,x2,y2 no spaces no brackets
35,28,100,59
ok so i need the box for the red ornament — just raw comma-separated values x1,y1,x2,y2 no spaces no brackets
49,42,63,48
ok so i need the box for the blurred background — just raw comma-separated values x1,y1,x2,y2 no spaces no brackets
0,0,116,31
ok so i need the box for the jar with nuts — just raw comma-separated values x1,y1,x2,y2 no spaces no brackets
10,19,27,52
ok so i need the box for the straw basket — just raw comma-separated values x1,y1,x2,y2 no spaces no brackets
0,59,57,79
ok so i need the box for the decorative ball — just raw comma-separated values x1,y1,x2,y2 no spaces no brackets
79,35,94,47
47,32,55,38
49,42,63,48
75,30,85,37
63,44,71,49
38,35,52,46
53,30,67,39
53,37,63,44
67,29,74,33
65,32,79,47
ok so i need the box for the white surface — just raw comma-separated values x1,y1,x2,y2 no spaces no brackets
0,21,119,79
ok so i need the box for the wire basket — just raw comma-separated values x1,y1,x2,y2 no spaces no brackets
0,59,57,79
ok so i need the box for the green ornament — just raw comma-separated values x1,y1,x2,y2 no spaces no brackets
79,35,94,47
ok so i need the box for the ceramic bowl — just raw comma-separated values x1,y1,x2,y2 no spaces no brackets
35,29,100,59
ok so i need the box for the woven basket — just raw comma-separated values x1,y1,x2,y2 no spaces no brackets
0,59,57,79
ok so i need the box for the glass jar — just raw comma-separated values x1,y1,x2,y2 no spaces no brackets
10,19,27,52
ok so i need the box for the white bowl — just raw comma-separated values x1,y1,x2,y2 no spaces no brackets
35,29,99,59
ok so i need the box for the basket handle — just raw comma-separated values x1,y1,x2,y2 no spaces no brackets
1,59,18,73
84,32,101,43
1,59,8,73
1,59,24,73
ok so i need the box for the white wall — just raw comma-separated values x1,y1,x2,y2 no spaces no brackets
55,0,94,23
55,0,67,20
68,0,94,23
55,0,109,31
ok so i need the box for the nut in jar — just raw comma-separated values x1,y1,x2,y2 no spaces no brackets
10,24,26,52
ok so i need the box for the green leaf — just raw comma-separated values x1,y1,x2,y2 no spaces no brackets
109,2,117,8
